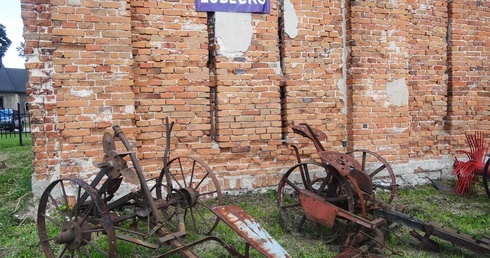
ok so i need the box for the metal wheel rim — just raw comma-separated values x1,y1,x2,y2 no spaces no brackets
277,162,355,242
37,178,116,258
156,156,223,235
346,149,397,204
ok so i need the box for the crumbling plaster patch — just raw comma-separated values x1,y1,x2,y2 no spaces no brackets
385,78,409,107
283,0,298,38
215,12,252,57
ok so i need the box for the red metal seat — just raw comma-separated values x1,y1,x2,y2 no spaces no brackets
452,131,489,196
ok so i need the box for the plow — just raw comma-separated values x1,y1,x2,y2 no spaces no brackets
37,118,290,258
36,119,490,257
277,123,490,256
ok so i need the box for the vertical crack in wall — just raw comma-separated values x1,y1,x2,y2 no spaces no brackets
443,0,453,132
207,12,218,142
277,0,287,141
343,0,354,149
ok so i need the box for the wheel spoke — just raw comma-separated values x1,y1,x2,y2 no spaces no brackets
284,178,301,192
81,244,93,258
48,193,67,223
40,212,64,228
361,152,367,170
299,164,312,190
83,238,109,256
368,164,386,178
297,215,307,231
79,201,96,226
74,185,82,220
191,203,212,232
177,158,187,187
193,172,209,191
196,190,218,197
169,170,184,189
57,245,68,258
60,181,70,216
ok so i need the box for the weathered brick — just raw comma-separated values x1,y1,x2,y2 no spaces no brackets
22,0,490,196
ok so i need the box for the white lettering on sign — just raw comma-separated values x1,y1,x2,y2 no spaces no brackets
196,0,269,13
200,0,265,3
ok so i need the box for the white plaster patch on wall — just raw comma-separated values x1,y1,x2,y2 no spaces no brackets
67,0,81,6
273,61,282,75
339,0,349,116
336,78,347,115
385,78,409,107
284,0,298,38
182,22,206,31
111,73,127,80
70,88,93,98
92,107,113,122
215,12,252,57
389,41,398,52
123,105,135,114
390,127,408,134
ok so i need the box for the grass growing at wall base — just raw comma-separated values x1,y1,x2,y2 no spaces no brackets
0,137,489,257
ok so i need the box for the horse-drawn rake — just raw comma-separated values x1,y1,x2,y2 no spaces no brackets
277,123,490,257
37,118,291,258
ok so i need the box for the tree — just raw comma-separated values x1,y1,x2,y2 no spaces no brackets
16,41,25,58
0,23,12,67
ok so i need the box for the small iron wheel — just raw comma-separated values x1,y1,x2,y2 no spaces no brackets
346,149,397,204
156,156,223,235
37,178,116,257
277,162,355,243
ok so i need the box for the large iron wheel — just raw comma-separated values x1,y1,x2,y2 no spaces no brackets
277,162,355,243
156,156,222,235
346,149,397,204
38,178,116,258
483,158,490,198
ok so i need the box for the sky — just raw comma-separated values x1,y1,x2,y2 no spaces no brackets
0,0,25,69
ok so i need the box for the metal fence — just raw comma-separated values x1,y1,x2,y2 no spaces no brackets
0,103,31,146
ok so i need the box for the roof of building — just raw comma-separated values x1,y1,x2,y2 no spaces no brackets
0,67,27,93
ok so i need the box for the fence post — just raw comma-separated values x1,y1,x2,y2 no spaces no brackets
17,103,23,146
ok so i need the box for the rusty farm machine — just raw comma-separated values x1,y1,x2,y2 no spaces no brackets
277,123,490,256
36,118,291,258
36,118,490,257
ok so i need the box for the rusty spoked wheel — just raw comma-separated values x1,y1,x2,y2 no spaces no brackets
156,156,223,235
346,149,397,204
277,162,355,243
37,178,116,257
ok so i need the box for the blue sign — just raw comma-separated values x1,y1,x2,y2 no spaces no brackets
195,0,270,14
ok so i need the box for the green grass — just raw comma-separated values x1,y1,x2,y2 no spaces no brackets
0,134,39,258
0,137,489,257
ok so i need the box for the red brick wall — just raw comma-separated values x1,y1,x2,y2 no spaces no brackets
446,0,490,145
22,0,490,195
348,1,411,163
407,0,450,159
